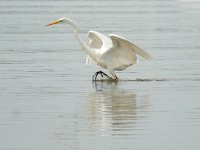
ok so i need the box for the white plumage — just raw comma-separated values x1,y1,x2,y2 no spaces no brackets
47,17,152,80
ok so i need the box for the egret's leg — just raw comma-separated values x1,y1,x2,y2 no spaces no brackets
114,75,118,80
92,71,112,80
107,68,118,81
92,71,100,81
92,71,98,81
99,71,111,79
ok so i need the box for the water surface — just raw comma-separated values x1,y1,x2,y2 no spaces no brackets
0,0,200,150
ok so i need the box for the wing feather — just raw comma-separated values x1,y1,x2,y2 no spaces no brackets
110,34,152,59
87,30,103,49
86,30,112,64
101,34,152,70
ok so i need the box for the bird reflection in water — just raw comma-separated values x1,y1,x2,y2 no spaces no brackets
86,81,149,136
51,81,149,149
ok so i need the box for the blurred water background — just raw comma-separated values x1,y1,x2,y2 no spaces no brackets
0,0,200,150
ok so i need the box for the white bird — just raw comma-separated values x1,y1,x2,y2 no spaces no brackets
47,17,152,81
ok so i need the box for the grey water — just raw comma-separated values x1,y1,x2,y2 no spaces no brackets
0,0,200,150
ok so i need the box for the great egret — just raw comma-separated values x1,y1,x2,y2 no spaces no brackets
47,17,152,81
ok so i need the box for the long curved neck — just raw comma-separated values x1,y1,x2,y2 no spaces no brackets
68,21,96,59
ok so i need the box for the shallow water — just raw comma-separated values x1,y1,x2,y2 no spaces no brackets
0,0,200,150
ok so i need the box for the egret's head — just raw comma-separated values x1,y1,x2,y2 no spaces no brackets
46,17,77,27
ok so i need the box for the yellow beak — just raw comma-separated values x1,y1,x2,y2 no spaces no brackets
46,20,60,26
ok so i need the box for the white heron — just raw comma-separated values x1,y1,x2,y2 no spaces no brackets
47,17,152,81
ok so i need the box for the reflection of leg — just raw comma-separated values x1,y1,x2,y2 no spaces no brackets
93,79,118,90
92,71,112,81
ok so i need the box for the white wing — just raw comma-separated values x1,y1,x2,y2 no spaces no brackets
101,34,152,71
86,30,112,64
87,30,103,49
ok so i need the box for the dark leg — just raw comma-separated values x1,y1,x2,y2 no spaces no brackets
99,71,111,79
92,71,112,81
92,71,99,81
